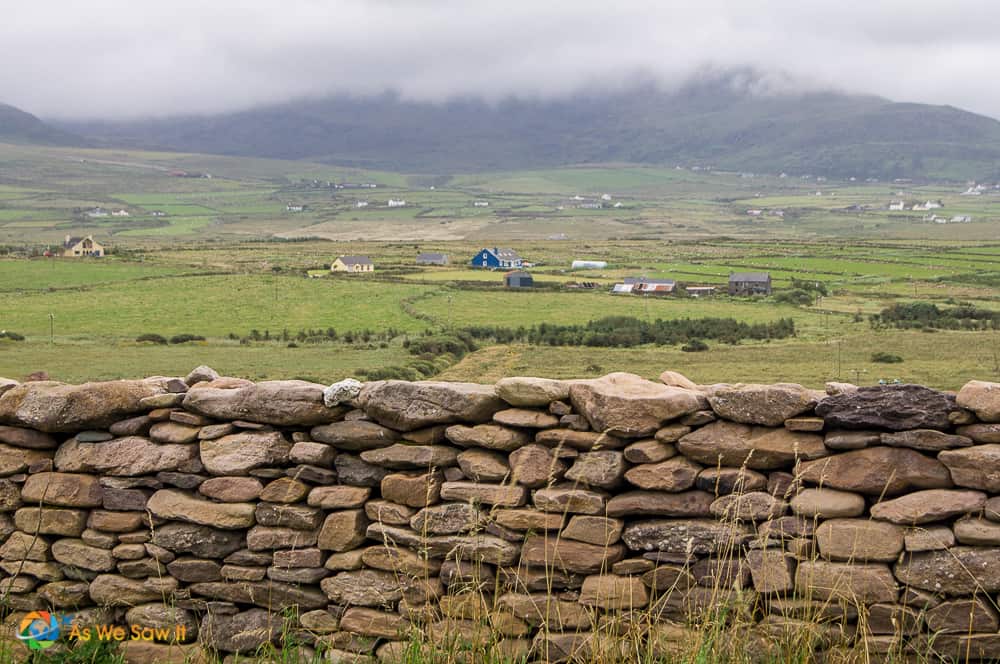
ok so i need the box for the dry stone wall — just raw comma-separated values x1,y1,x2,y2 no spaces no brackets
0,370,1000,662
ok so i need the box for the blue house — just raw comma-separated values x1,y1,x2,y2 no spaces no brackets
471,247,523,270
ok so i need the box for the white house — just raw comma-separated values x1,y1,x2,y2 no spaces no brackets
355,201,369,208
600,193,612,201
746,209,763,217
951,215,972,223
387,199,406,208
111,209,130,217
473,201,489,207
889,201,905,211
286,204,305,212
571,260,608,270
86,207,109,218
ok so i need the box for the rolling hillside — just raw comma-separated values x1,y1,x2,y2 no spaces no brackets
0,103,86,146
42,76,1000,180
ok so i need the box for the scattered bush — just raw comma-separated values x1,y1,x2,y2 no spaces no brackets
135,333,167,345
682,339,709,352
772,289,816,306
169,334,206,344
0,330,25,341
871,351,903,363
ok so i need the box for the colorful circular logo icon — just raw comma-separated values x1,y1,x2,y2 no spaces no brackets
17,611,61,650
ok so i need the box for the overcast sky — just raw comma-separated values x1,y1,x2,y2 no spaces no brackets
4,0,999,120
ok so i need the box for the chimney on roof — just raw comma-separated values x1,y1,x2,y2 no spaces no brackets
65,235,71,244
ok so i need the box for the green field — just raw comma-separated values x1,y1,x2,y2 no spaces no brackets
0,141,997,387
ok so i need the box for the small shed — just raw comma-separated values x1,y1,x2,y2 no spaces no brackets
416,252,449,266
504,271,533,289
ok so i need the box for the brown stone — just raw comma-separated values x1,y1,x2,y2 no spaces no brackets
880,429,973,451
624,457,700,492
789,488,866,519
147,489,255,530
456,449,509,482
564,450,625,489
606,490,714,518
309,485,371,509
55,436,199,476
678,421,827,470
360,444,458,469
166,558,222,583
258,477,309,503
0,445,53,477
520,535,624,574
289,441,335,467
0,379,171,432
710,492,787,522
694,467,767,495
493,408,559,428
339,608,408,639
953,517,1000,545
957,423,1000,443
445,424,529,451
508,444,565,488
939,444,1000,492
746,549,795,594
532,487,605,514
183,379,342,426
903,526,954,551
321,569,403,607
152,523,245,558
199,431,291,475
255,503,323,531
198,477,263,502
14,507,87,537
495,377,572,407
198,608,275,654
51,539,116,571
785,417,824,432
707,383,820,426
870,489,986,525
22,472,103,507
794,561,897,603
579,574,649,610
149,421,201,445
815,519,904,562
89,574,179,607
411,503,482,534
824,429,880,450
364,500,415,526
0,531,51,561
381,471,442,508
318,510,368,551
957,380,1000,422
562,516,623,547
0,425,58,449
569,372,703,437
926,598,999,634
796,447,952,495
359,380,503,431
623,439,676,464
493,509,565,531
534,428,624,451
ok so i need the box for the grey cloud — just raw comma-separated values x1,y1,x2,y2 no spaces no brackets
2,0,998,120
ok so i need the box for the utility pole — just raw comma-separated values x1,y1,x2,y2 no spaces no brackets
49,313,54,344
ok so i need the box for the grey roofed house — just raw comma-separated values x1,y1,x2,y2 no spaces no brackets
416,252,449,265
728,272,772,295
340,256,373,266
504,270,533,288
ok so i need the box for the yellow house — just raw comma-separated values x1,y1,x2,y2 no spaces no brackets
331,255,374,273
62,235,105,257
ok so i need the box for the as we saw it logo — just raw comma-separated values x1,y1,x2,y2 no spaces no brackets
17,611,69,650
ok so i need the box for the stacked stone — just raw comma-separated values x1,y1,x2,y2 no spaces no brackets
1,370,1000,663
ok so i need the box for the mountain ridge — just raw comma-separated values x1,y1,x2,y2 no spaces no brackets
19,77,1000,180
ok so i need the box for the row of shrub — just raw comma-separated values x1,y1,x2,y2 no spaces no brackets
356,332,477,381
0,331,25,341
135,333,206,345
870,302,1000,330
458,315,796,348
